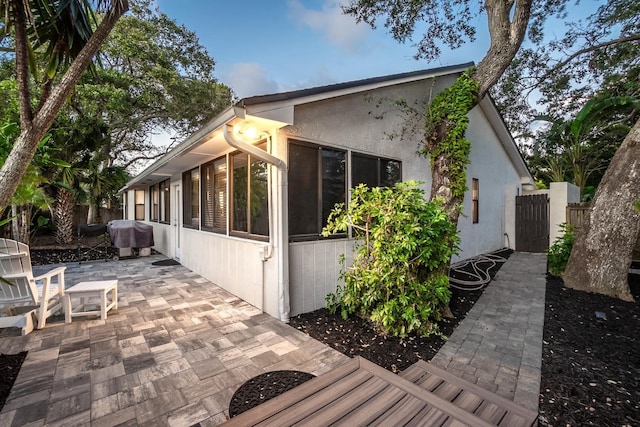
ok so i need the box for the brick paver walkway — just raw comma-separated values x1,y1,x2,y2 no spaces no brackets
431,251,547,413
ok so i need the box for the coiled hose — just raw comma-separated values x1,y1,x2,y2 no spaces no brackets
448,250,509,291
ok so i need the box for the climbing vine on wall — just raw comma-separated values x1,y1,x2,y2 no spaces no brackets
421,68,479,200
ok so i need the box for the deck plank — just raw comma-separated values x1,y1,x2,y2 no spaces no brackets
368,394,432,427
333,384,406,426
224,357,361,426
255,369,373,426
299,376,389,426
404,360,538,426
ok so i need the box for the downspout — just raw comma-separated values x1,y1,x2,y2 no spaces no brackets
223,124,290,323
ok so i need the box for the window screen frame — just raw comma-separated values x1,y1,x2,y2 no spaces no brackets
149,183,159,222
288,139,347,242
229,143,270,241
351,152,402,188
134,189,145,220
159,179,170,224
182,167,200,229
201,156,228,234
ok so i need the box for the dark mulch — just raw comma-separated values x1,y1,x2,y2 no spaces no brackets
538,273,640,426
289,250,510,373
0,352,27,410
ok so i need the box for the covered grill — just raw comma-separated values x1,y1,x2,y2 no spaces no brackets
107,220,154,257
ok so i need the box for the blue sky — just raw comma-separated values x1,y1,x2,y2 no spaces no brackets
155,0,492,99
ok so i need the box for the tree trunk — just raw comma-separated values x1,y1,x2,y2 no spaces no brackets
563,118,640,301
87,204,98,225
52,188,76,245
11,204,30,245
428,0,532,223
0,2,129,210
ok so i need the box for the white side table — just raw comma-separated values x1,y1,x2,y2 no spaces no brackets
64,280,118,323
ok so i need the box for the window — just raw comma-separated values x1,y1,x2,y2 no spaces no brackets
182,167,200,228
202,157,227,232
472,178,479,224
121,194,127,220
352,153,401,188
159,179,170,224
134,190,145,220
150,184,159,221
230,143,269,238
288,140,346,240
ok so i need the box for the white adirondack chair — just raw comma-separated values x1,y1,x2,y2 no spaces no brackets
0,238,66,334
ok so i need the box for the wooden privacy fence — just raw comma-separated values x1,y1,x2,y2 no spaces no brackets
516,194,549,253
566,202,591,231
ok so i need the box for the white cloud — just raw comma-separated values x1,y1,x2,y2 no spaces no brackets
288,0,371,54
221,63,281,99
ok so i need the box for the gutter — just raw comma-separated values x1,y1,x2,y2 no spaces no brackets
223,124,290,323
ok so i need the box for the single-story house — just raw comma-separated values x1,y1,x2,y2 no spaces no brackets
121,62,535,322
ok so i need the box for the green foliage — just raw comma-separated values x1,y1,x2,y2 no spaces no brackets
323,181,459,337
547,224,575,276
421,69,478,199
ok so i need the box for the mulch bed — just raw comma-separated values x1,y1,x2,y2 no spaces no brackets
0,352,27,410
538,273,640,426
289,251,510,373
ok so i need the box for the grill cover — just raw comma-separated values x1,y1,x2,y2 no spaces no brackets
108,220,154,248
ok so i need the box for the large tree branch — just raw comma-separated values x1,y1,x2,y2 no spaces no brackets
540,33,640,84
12,0,33,127
475,0,533,99
122,151,167,169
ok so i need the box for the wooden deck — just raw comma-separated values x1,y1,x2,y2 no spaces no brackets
223,357,538,426
400,361,538,427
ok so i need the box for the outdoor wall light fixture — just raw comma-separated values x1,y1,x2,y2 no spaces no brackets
233,124,267,142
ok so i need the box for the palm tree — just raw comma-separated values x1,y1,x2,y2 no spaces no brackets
535,95,640,192
0,0,129,209
83,161,128,224
44,114,109,244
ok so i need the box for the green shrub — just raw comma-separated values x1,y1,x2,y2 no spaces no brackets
322,181,459,337
547,224,575,276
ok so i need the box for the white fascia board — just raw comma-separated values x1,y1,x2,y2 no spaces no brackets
479,97,534,185
245,105,294,126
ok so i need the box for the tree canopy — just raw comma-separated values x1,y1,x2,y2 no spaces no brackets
0,0,129,210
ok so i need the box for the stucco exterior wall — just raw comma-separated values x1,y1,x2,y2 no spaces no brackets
455,106,522,260
285,77,523,314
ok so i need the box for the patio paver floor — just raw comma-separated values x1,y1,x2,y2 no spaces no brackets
0,255,349,426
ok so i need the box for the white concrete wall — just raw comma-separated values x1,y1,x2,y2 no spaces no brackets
179,229,276,312
549,182,581,245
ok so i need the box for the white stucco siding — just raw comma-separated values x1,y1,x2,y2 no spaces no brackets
455,106,522,260
285,80,524,314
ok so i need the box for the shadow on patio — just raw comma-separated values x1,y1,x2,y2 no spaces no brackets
0,254,349,426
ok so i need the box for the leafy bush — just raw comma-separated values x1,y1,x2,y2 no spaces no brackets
547,224,575,276
323,181,459,337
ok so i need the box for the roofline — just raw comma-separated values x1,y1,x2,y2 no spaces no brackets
238,62,475,107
